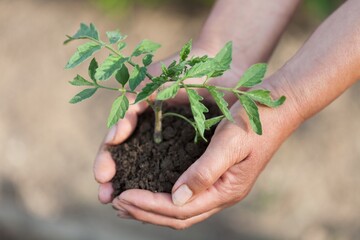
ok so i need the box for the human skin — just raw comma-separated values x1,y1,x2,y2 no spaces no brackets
94,0,360,229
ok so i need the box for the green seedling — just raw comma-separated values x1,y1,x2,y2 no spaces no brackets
65,23,285,143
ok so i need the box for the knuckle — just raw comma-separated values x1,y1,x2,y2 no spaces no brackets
190,165,213,189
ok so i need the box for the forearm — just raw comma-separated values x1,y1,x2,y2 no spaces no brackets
276,0,360,123
197,0,302,71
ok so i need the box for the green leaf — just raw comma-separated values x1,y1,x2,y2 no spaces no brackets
208,41,232,77
168,60,177,68
236,63,267,88
107,94,129,128
95,55,128,81
185,60,214,79
69,88,97,104
156,83,180,100
180,39,192,61
118,42,127,51
204,115,225,130
167,61,187,77
69,75,94,86
65,42,101,69
106,31,126,44
64,23,99,44
132,39,161,57
115,65,130,87
161,63,169,75
142,54,153,66
237,94,262,135
88,58,98,82
207,86,234,122
245,90,286,107
129,65,147,91
134,77,166,104
186,89,209,141
188,55,208,66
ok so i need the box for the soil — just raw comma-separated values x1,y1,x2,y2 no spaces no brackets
109,104,219,197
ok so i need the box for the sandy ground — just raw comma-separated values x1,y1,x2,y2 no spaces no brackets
0,0,359,239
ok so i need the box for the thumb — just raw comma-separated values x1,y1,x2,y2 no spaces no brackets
171,127,248,206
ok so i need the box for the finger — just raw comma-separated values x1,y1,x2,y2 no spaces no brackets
93,97,148,183
113,199,222,230
116,187,225,220
171,123,250,206
94,150,116,183
98,182,114,204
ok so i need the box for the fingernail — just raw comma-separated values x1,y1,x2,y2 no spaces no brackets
172,184,193,206
105,125,117,143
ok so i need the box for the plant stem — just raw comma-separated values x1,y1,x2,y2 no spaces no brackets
153,100,163,144
95,84,137,94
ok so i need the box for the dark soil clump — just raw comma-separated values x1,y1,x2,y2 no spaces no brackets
109,104,219,197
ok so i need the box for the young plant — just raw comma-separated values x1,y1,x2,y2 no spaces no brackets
65,23,285,143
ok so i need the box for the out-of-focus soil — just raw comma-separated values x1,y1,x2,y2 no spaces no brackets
0,0,359,239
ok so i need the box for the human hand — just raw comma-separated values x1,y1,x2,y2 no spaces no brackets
93,41,246,204
106,74,302,229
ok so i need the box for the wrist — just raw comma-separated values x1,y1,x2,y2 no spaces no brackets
260,69,306,134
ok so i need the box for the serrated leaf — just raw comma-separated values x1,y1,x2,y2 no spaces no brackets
142,54,153,66
180,39,192,61
115,65,129,86
207,86,234,122
185,60,214,78
107,94,129,128
95,55,128,81
237,94,262,135
64,23,99,44
69,88,97,104
156,83,179,100
106,31,126,44
186,89,209,141
65,42,101,69
118,42,127,51
236,63,267,88
204,115,225,130
214,42,232,66
134,77,166,104
69,75,94,86
129,65,147,91
246,90,286,107
88,58,98,82
132,39,161,57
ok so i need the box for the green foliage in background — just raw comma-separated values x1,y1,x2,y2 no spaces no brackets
93,0,342,19
303,0,342,19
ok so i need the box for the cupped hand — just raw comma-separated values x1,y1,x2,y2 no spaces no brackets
108,79,301,229
94,42,245,204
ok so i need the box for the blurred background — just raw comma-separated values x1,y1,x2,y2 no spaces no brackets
0,0,359,239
